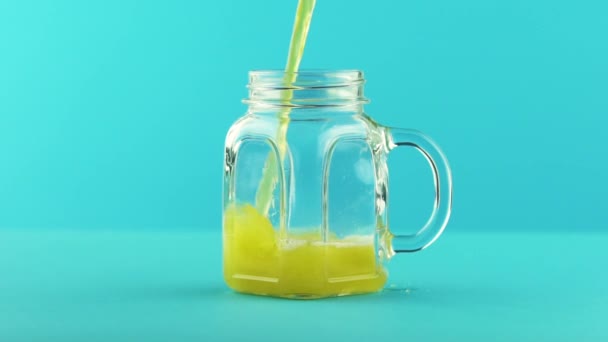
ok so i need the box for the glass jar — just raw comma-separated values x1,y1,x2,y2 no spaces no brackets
223,70,452,298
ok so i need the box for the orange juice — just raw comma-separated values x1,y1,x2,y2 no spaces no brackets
223,204,388,298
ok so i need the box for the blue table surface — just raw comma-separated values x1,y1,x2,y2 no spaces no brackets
1,229,606,342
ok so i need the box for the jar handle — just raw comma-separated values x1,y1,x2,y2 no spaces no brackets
383,127,453,253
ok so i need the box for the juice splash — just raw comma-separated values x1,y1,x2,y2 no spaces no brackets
255,0,317,216
224,204,388,298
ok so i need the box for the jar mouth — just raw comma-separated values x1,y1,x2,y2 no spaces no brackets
248,69,364,89
245,69,369,108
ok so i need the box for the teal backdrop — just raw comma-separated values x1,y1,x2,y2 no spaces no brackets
1,2,608,341
1,0,607,232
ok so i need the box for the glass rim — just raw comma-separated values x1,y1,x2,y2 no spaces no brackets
248,69,365,89
249,69,364,77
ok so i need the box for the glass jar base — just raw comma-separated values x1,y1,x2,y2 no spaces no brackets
225,272,387,299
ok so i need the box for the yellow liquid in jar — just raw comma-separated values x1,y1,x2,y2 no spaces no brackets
223,204,388,298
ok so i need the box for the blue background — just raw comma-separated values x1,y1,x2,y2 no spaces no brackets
1,0,607,232
1,2,607,341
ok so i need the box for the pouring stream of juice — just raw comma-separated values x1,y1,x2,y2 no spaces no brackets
226,1,389,297
254,0,317,216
